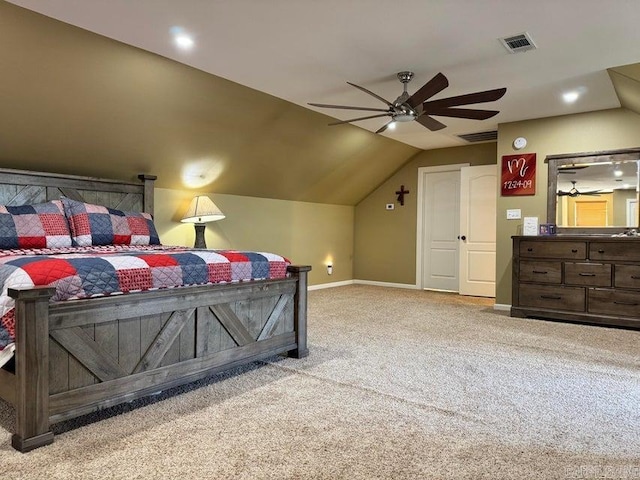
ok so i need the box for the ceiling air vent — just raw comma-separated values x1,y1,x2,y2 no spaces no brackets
499,32,537,53
458,130,498,143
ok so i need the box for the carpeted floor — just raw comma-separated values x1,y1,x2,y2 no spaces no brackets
0,285,639,479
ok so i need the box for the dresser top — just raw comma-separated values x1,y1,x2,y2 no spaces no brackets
512,235,640,241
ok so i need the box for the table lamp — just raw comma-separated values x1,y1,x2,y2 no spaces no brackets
181,195,225,248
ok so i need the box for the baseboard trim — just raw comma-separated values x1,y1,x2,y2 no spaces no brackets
309,280,418,290
353,280,418,290
310,280,504,300
493,303,511,311
308,280,355,291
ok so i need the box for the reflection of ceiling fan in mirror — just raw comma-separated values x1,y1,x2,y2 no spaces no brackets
557,180,601,197
308,71,507,133
558,165,589,174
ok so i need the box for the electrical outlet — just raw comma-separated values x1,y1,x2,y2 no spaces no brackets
506,209,521,220
386,204,395,210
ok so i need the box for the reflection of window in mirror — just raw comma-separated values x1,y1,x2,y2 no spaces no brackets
546,149,640,234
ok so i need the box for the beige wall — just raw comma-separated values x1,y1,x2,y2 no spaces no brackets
354,143,497,284
154,188,354,286
495,108,640,305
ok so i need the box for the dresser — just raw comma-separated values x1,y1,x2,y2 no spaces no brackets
511,235,640,328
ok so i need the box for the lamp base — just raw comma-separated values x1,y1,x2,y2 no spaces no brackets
193,223,207,249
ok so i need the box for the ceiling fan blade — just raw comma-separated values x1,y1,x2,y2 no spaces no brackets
422,107,500,120
347,82,394,107
423,87,507,110
557,191,571,196
308,102,390,113
327,113,391,126
415,114,447,131
376,121,394,134
406,72,449,108
559,165,589,171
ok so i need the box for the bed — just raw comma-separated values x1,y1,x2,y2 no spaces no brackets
0,167,310,452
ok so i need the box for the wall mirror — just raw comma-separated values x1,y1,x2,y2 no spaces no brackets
546,148,640,234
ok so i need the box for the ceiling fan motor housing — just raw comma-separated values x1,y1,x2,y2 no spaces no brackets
397,71,414,84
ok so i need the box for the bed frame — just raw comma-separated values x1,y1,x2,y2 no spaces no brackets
0,168,310,452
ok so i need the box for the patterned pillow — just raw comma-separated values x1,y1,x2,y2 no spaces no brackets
0,200,72,249
61,198,161,247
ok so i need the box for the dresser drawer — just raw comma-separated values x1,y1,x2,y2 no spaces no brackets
519,241,586,259
588,289,640,317
589,242,640,262
518,284,585,312
564,263,611,287
614,265,640,289
519,261,561,284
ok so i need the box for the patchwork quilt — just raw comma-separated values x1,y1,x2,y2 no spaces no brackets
0,245,290,352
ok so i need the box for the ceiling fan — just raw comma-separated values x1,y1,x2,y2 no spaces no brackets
308,71,507,133
558,165,590,174
557,181,601,197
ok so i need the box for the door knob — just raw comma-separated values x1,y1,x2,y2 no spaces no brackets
458,235,466,241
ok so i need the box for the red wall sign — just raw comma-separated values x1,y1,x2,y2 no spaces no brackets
501,153,536,196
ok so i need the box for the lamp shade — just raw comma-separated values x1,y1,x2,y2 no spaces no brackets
181,195,225,224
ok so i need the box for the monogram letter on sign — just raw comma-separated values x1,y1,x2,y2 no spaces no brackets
501,153,536,196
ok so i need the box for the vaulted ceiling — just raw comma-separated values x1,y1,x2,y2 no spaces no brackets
2,0,640,205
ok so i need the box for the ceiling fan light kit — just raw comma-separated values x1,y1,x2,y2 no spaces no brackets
309,71,507,134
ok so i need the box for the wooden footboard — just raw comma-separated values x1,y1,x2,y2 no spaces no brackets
3,265,310,452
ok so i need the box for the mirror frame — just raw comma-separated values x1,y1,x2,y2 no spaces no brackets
546,147,640,234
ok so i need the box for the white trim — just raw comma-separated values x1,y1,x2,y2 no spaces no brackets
416,163,470,289
493,303,511,311
353,280,418,289
308,280,354,291
626,198,637,227
422,287,457,293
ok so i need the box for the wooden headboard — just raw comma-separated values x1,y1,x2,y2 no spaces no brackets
0,168,156,215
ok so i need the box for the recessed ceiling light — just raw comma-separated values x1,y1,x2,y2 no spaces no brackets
175,34,194,50
562,87,587,104
170,26,194,50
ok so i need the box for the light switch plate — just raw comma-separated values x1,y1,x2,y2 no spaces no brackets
506,209,521,219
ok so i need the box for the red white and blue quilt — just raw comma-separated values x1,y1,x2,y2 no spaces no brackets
0,245,290,352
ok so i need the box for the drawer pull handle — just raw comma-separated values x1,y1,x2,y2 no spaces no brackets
613,301,638,306
532,270,548,274
540,295,561,300
578,273,596,277
631,276,640,280
527,248,533,252
598,249,605,253
571,249,578,253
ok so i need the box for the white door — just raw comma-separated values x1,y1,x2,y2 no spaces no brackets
421,169,461,291
459,165,497,297
627,198,637,227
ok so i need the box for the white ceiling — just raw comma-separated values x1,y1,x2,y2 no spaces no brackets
8,0,640,151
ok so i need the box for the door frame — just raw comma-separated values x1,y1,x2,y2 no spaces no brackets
415,163,469,289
